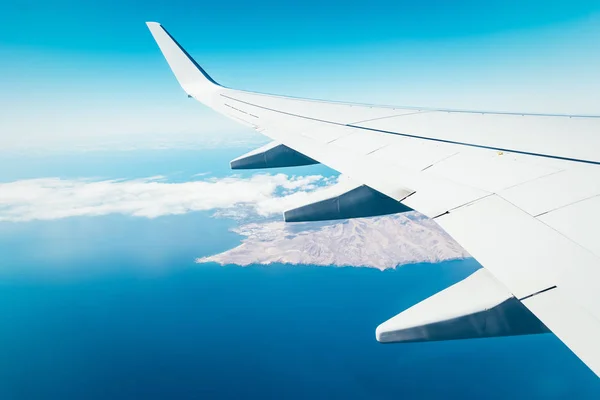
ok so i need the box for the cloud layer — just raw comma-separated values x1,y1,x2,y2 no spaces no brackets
0,174,336,222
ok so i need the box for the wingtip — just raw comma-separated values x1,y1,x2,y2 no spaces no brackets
146,20,220,101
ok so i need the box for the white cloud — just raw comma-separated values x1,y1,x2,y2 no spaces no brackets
0,174,337,222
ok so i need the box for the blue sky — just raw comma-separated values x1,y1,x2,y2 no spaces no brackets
2,0,600,150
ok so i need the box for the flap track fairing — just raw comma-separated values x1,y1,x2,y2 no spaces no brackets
376,269,549,343
284,185,412,222
230,142,319,170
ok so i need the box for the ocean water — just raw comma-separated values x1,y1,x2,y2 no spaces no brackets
0,149,598,399
0,255,598,399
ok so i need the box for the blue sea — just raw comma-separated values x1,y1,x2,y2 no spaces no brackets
0,149,598,399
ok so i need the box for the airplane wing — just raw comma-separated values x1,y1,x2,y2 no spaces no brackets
146,22,600,376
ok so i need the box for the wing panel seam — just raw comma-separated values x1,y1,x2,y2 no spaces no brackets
518,286,557,301
221,93,600,165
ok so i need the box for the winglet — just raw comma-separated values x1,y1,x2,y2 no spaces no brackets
146,22,220,103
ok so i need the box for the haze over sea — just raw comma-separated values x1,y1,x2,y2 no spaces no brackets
0,149,598,399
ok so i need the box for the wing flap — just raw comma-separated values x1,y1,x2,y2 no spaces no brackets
436,194,600,377
523,287,600,376
435,195,600,299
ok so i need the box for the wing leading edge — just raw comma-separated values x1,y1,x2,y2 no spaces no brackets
146,22,600,377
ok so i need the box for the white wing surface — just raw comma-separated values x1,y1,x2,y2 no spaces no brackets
147,22,600,376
